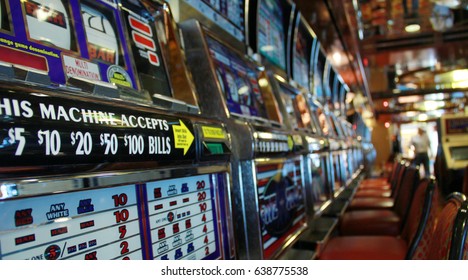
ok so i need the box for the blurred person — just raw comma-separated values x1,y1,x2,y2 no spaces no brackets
389,134,402,162
410,127,431,177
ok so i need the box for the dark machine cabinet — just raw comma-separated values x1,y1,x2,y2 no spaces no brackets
0,0,236,260
180,19,312,260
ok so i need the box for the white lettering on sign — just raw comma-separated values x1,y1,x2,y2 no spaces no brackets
0,97,173,132
0,98,33,118
63,55,101,81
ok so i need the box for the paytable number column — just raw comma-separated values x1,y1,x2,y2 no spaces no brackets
197,180,210,257
112,193,131,260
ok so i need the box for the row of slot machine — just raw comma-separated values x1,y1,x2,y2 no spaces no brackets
0,0,370,260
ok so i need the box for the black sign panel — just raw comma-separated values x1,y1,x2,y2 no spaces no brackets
0,88,196,168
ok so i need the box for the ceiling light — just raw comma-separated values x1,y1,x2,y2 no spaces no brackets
258,78,269,87
424,93,446,101
405,23,421,32
452,80,468,88
452,69,468,81
418,113,428,121
332,52,342,65
398,95,421,103
423,101,445,111
431,0,461,9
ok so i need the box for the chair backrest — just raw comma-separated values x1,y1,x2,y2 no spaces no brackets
385,161,407,199
424,193,466,259
393,164,420,226
387,160,400,182
401,178,437,259
389,161,405,194
448,201,468,259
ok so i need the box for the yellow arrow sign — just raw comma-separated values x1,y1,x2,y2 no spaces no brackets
172,120,194,155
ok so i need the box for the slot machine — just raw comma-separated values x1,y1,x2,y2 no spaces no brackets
436,113,468,194
0,0,235,260
305,37,352,219
335,78,362,184
248,0,318,217
172,0,311,259
248,2,339,258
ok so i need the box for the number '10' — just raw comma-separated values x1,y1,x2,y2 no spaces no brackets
112,193,128,207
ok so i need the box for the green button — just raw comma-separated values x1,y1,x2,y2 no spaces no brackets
206,143,224,155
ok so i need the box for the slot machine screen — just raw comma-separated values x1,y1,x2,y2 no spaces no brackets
445,117,468,135
314,50,326,103
0,0,10,31
205,34,269,119
277,83,312,130
309,153,330,212
308,101,325,136
183,0,245,41
257,0,286,71
0,0,163,102
317,110,330,137
24,0,77,52
450,146,468,160
336,81,345,113
292,18,311,90
201,0,244,32
326,66,336,102
81,2,122,67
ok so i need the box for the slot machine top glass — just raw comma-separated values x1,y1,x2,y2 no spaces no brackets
291,14,314,92
0,0,200,111
204,31,282,124
256,0,289,72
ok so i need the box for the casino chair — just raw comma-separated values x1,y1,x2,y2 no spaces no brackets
347,162,410,211
448,201,468,259
418,193,466,259
358,160,400,189
319,183,466,260
338,164,420,236
353,161,404,198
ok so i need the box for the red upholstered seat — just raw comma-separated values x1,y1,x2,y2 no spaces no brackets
356,161,401,192
358,183,391,191
340,165,420,236
348,163,406,208
359,179,390,189
339,209,401,236
361,178,389,185
319,180,464,260
354,189,392,198
354,161,404,199
347,197,394,210
319,236,407,260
